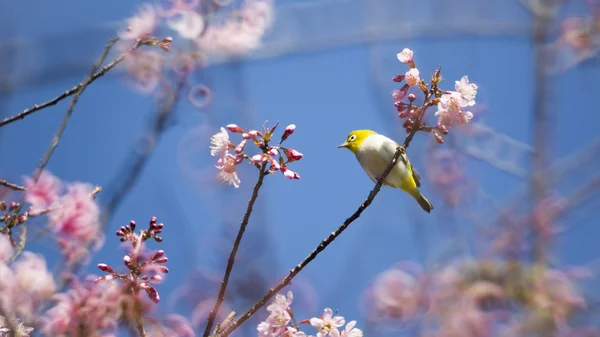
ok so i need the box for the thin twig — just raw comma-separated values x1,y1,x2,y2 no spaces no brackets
12,37,120,262
0,180,24,191
135,315,147,337
0,39,139,129
203,163,268,337
32,37,119,181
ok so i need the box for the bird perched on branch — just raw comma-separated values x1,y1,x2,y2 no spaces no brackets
337,130,434,213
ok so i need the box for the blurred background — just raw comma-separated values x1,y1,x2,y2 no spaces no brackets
0,0,599,336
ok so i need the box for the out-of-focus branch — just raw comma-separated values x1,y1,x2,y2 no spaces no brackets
0,180,24,191
203,163,268,337
0,38,140,129
530,0,557,265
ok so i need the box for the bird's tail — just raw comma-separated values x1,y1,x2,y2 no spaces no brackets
413,192,434,213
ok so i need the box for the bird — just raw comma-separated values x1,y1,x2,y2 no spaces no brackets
337,130,434,213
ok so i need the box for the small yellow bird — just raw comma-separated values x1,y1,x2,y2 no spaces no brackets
337,130,434,213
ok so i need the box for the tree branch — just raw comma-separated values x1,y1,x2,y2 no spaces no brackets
0,38,139,129
203,163,268,337
0,180,24,192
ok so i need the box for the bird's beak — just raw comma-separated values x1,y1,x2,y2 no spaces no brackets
337,142,349,148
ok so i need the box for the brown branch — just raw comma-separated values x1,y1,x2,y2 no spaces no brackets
0,39,139,129
203,163,268,337
0,180,24,192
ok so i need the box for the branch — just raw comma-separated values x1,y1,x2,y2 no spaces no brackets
0,180,24,192
12,37,120,261
0,38,139,129
203,163,268,337
32,37,119,181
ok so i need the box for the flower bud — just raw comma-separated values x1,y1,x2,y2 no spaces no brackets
270,158,280,171
408,93,416,102
129,220,136,231
436,124,449,135
393,74,405,82
251,154,265,164
154,256,168,264
235,139,247,154
434,132,445,144
152,250,165,261
159,266,169,273
281,124,296,141
147,286,160,303
98,263,113,272
150,275,163,283
9,202,19,211
392,84,410,102
283,148,303,162
398,110,411,119
268,148,278,157
0,201,6,211
226,124,244,133
124,255,132,265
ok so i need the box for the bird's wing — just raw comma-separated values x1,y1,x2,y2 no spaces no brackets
382,137,421,187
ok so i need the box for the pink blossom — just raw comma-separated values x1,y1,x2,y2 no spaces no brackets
13,252,56,303
282,326,308,337
368,265,422,322
41,277,124,336
216,154,241,188
435,91,474,127
267,290,293,313
436,304,491,337
330,321,362,337
48,182,103,247
283,148,303,162
0,235,13,262
23,171,61,210
392,84,409,101
122,50,164,93
310,308,345,337
119,4,158,41
167,9,205,40
404,68,420,87
210,127,231,158
396,48,414,64
454,76,478,106
281,167,300,180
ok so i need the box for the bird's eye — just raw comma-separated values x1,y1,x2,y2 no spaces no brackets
348,135,357,142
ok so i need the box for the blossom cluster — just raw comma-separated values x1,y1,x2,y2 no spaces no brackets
392,48,478,143
23,171,103,267
210,122,302,188
118,0,274,95
96,217,169,304
257,291,362,337
364,260,591,336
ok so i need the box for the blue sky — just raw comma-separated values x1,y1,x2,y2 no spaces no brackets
1,0,599,335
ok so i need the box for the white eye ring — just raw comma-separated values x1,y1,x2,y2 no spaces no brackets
349,135,357,141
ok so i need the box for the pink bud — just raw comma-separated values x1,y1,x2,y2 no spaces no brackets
226,124,243,133
281,124,296,141
98,263,113,272
408,93,416,102
393,74,405,82
154,257,168,264
159,266,169,273
235,139,247,154
159,36,173,52
270,158,280,171
436,124,449,135
268,148,278,157
434,132,445,144
150,275,163,283
152,250,165,261
147,286,160,303
0,201,5,211
284,148,303,162
251,154,264,164
392,84,410,102
124,255,132,265
9,202,19,211
281,167,300,180
398,110,411,119
18,214,28,223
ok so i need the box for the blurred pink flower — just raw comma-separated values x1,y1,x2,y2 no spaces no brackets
23,171,61,210
532,269,586,327
310,308,345,337
119,4,158,41
367,263,424,323
167,9,205,40
48,182,103,248
396,48,414,64
146,314,196,337
159,0,201,17
436,303,491,337
122,50,164,93
404,68,420,87
0,235,13,262
13,252,56,303
41,277,124,336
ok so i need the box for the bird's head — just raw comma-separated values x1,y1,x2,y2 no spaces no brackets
337,130,377,154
